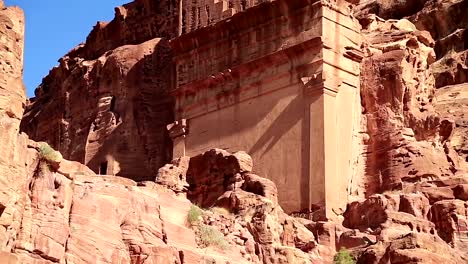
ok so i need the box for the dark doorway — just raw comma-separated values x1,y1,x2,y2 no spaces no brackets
110,96,116,112
99,161,108,175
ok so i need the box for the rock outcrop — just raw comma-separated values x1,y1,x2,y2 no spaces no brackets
0,11,327,260
67,0,179,61
4,0,468,263
358,15,454,196
410,0,468,89
356,0,468,90
346,1,468,262
20,37,174,181
0,143,329,263
0,2,36,257
435,83,468,171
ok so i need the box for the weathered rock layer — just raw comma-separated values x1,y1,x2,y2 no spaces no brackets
21,38,174,181
4,0,468,263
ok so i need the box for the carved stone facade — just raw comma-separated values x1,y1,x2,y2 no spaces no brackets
181,0,274,34
171,0,362,217
21,0,362,216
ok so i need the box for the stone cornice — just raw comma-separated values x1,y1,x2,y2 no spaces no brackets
343,46,364,62
172,36,324,96
167,119,188,139
170,0,323,54
302,74,339,97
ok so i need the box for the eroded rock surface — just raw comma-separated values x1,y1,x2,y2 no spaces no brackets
357,0,468,91
0,144,330,264
3,0,468,263
347,1,468,262
435,83,468,171
358,15,453,196
20,37,174,181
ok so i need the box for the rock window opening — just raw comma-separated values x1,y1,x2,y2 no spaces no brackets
0,204,5,218
110,96,116,112
206,5,210,24
110,96,121,123
241,0,247,10
99,161,108,175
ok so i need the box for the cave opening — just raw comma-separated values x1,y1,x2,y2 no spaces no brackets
99,161,108,175
110,96,116,112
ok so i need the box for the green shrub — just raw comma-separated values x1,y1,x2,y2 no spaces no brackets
198,224,228,250
187,205,203,226
334,249,356,264
39,143,60,162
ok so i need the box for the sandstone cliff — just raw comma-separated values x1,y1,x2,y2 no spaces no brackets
20,32,174,181
2,3,325,263
353,0,468,194
4,0,468,263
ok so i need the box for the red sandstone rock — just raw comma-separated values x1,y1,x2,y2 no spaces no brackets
0,3,41,258
355,0,468,119
341,192,467,262
242,173,278,205
20,38,174,181
156,156,190,193
338,230,377,249
67,0,179,60
435,83,468,171
3,0,468,263
429,200,468,247
359,232,464,263
359,15,454,196
421,186,455,204
355,0,428,20
410,0,468,90
0,1,332,262
186,149,255,208
452,184,468,200
399,193,431,219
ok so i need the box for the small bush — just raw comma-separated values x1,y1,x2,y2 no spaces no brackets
187,205,203,226
334,249,356,264
39,143,60,162
198,224,228,250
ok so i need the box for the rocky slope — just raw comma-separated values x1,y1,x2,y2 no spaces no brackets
1,0,468,264
6,146,329,264
358,16,450,196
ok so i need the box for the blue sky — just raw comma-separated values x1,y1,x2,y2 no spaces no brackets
4,0,130,97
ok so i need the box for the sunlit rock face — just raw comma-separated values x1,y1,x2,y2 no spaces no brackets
0,0,25,117
0,1,37,256
358,16,452,195
3,0,468,263
170,0,363,217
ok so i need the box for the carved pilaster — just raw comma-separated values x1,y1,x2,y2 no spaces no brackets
344,46,364,63
302,74,340,97
167,119,188,157
167,119,187,139
302,72,340,220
